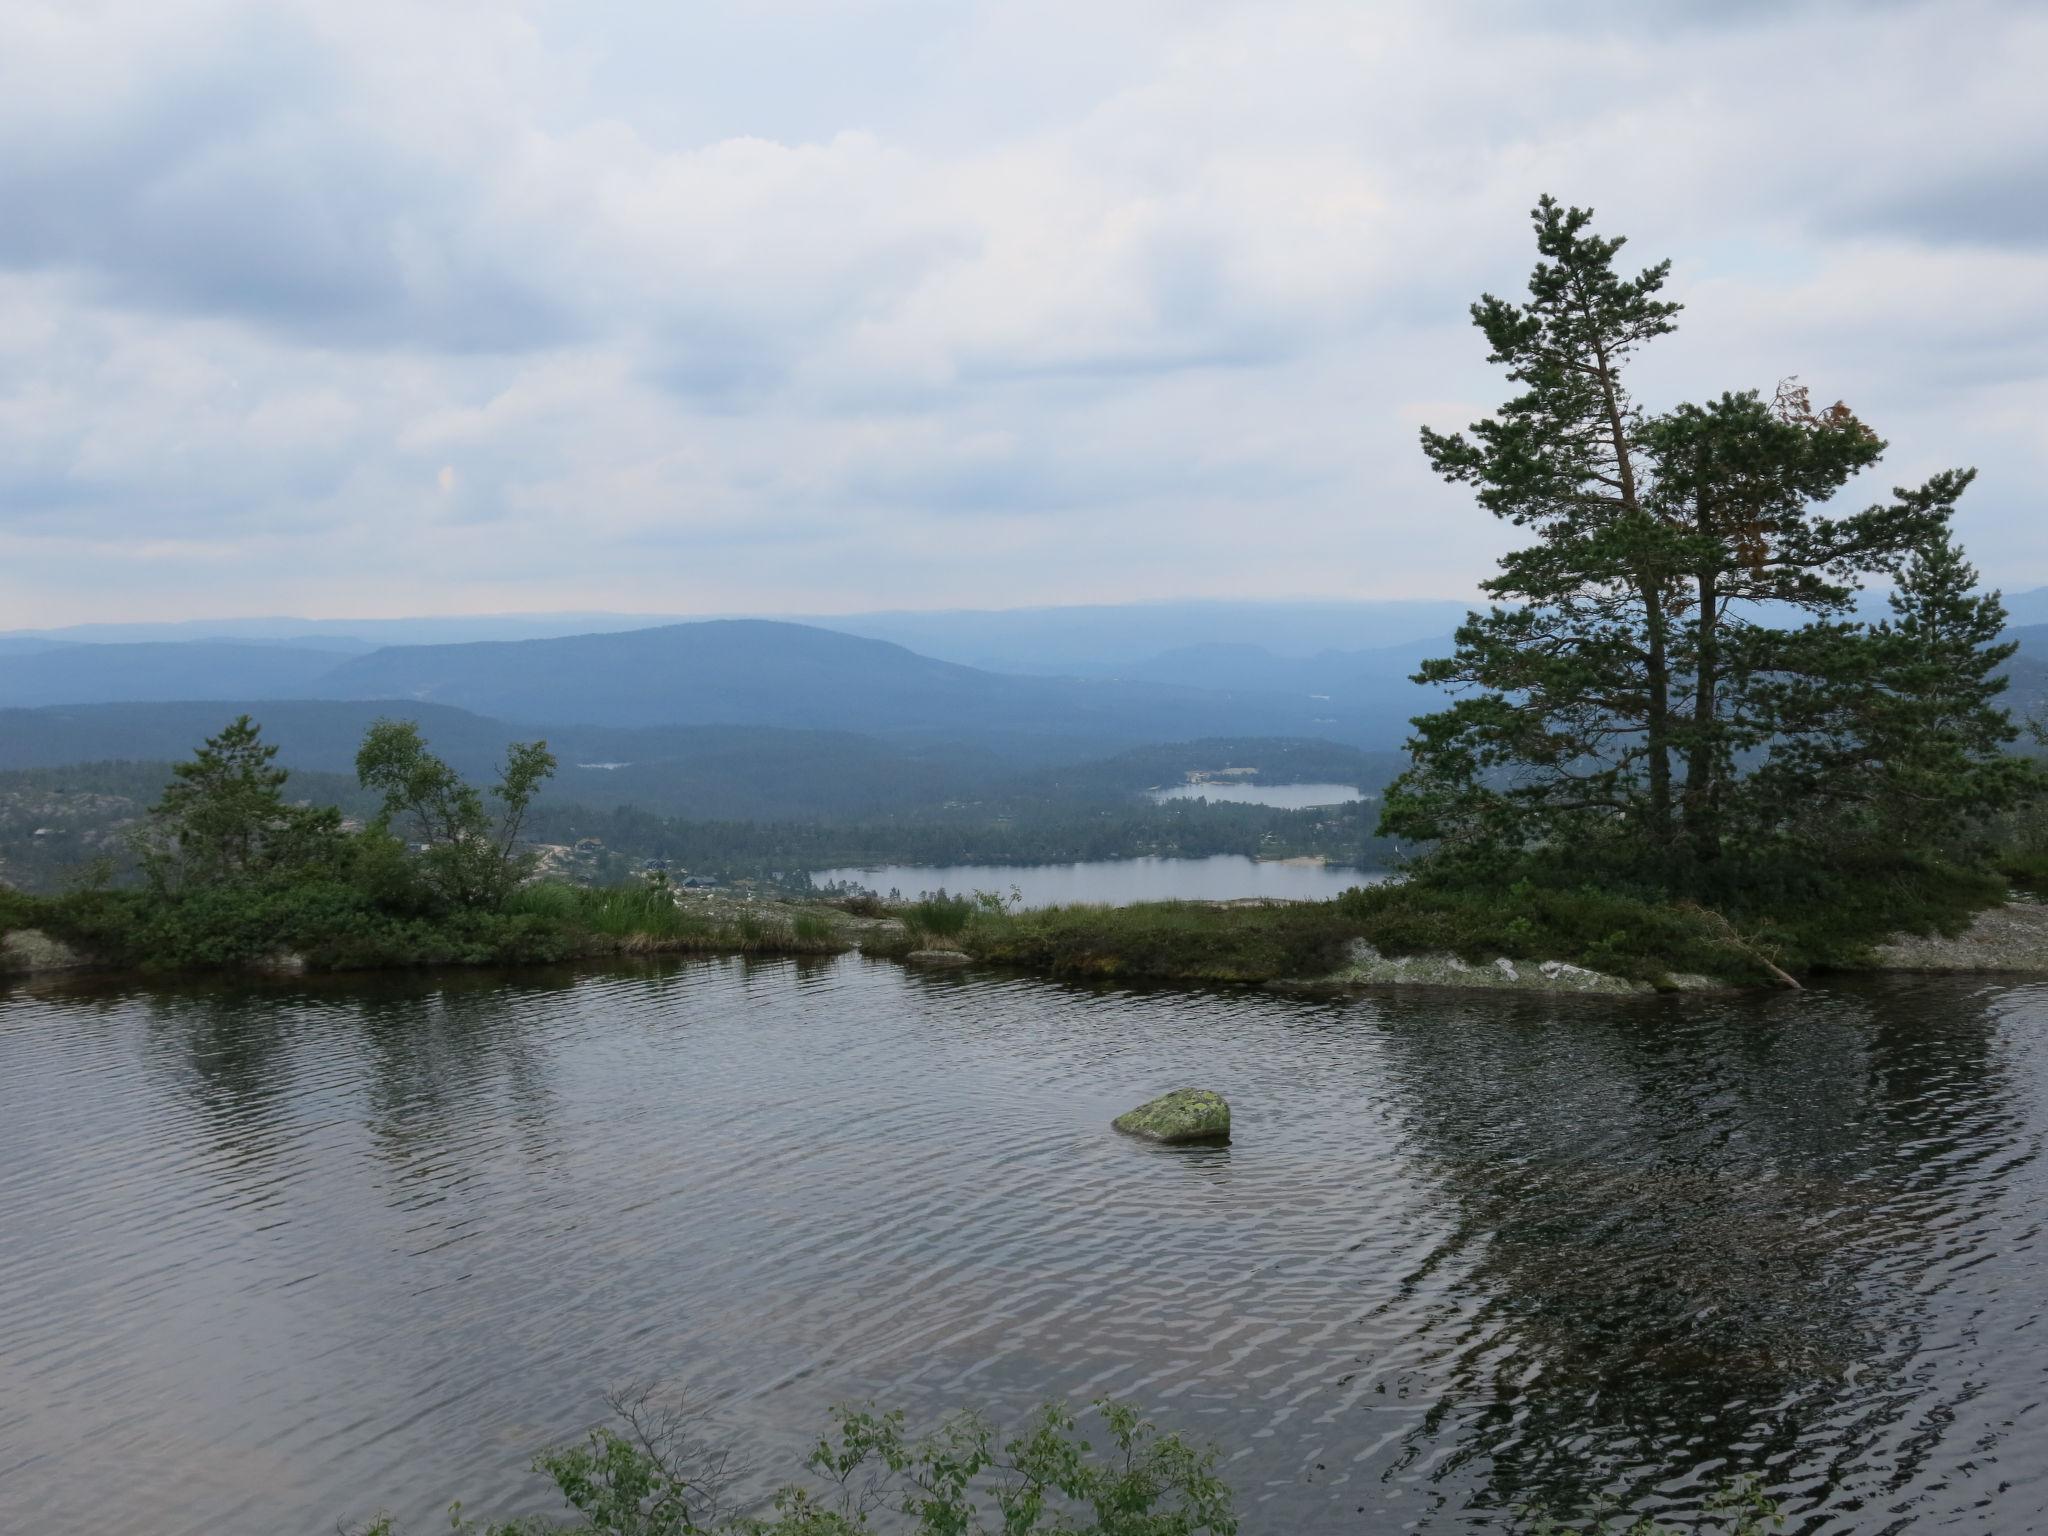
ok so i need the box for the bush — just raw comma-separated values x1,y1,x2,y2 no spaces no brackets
902,891,975,941
346,1390,1786,1536
965,900,1356,982
349,1392,1237,1536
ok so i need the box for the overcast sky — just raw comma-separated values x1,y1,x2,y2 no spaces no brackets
1,0,2043,626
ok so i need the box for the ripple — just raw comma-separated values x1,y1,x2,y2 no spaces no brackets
1,964,2044,1533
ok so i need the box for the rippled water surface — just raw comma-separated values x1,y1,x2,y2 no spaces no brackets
2,961,2044,1534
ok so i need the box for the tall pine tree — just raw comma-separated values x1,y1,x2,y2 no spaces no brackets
1380,198,2021,879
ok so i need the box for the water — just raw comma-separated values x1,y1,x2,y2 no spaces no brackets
2,962,2045,1535
1149,782,1365,809
813,854,1382,906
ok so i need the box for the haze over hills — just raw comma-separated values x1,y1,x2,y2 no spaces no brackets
0,599,1472,667
3,600,2044,789
0,642,355,707
304,620,1400,745
14,588,2047,668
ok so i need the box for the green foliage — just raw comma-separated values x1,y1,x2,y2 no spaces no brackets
349,1395,1237,1536
1520,1473,1783,1536
137,715,345,893
903,892,976,940
347,1392,1792,1536
791,912,836,946
357,719,558,910
962,900,1357,982
507,880,692,941
1383,196,2034,893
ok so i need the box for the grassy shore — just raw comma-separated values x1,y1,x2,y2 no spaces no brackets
0,879,856,978
3,849,2016,991
855,854,2015,991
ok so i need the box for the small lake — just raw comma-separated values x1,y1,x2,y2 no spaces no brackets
812,854,1383,906
1148,781,1364,809
4,964,2047,1533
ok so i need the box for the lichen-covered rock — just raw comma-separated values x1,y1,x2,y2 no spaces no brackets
1328,940,1647,994
1871,902,2048,972
1113,1088,1231,1146
904,949,973,969
0,928,91,975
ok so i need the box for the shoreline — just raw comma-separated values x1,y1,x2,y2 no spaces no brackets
10,895,2047,998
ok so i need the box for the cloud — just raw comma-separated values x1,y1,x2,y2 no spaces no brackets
0,0,2044,624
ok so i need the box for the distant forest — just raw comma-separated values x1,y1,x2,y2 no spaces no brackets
0,736,1405,894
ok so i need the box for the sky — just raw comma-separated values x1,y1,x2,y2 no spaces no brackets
1,0,2044,627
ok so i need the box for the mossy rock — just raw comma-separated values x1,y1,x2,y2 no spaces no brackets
904,949,973,969
1113,1088,1231,1146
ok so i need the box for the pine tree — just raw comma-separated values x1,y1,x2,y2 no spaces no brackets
1390,196,1684,859
1380,198,2015,880
1751,493,2041,842
142,715,342,891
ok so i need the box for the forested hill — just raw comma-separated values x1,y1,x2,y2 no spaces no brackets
305,619,1350,741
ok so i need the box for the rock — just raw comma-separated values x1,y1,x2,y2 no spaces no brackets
247,950,308,976
1113,1088,1231,1146
1871,902,2048,973
904,949,973,969
0,928,91,975
1322,939,1647,995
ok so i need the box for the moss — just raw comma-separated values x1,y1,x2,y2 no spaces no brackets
1113,1088,1232,1145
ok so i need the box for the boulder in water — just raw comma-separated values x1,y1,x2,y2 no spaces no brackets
1113,1088,1231,1146
904,949,973,969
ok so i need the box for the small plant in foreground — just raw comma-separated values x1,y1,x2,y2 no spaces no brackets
1521,1473,1784,1536
347,1391,1237,1536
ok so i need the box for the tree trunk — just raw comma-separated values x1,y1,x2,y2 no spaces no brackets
1684,572,1721,863
1643,584,1674,848
1589,334,1673,848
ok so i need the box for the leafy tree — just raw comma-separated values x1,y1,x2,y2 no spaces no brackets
1381,197,2018,877
355,719,556,909
139,715,342,891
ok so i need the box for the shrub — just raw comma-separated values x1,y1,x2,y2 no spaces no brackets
902,891,975,940
348,1392,1237,1536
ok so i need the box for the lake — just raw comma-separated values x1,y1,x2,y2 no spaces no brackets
812,854,1382,906
3,961,2045,1534
1148,781,1365,809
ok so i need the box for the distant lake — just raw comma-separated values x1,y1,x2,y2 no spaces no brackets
812,854,1385,906
1148,780,1363,809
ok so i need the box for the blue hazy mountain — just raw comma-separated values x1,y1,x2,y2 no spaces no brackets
0,642,356,708
307,619,1394,744
801,599,1478,674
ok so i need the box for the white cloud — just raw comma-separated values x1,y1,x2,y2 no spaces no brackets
0,0,2043,624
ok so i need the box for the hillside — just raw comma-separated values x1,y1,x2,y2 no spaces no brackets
308,619,1369,743
0,641,351,707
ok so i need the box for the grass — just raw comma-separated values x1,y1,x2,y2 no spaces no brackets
6,850,2013,991
504,882,854,958
1,879,855,979
893,846,2016,990
960,900,1360,983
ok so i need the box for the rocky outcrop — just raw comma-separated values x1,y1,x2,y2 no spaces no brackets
1871,902,2048,973
904,949,974,969
1313,940,1721,996
0,928,92,976
1113,1088,1231,1145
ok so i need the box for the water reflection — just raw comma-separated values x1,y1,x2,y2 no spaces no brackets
0,964,2042,1535
1362,982,2037,1529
